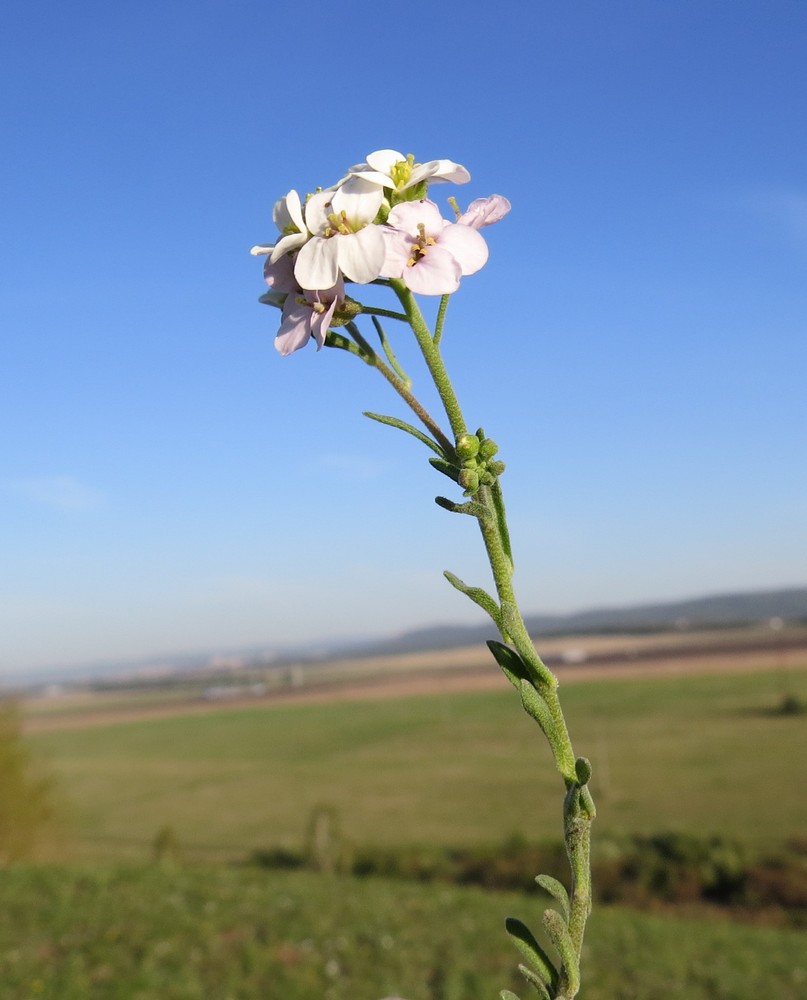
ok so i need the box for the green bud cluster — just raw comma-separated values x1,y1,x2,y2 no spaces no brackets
454,428,506,496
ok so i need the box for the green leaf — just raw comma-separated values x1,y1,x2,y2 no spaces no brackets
505,917,558,993
535,875,570,923
434,496,487,518
487,640,531,689
520,680,558,743
491,480,514,572
363,411,443,455
500,992,522,1000
517,964,552,1000
444,572,500,622
428,457,460,482
543,909,580,998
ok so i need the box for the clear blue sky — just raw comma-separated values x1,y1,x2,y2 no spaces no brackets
2,1,806,674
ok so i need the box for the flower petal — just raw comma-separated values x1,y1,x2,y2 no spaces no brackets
457,194,512,230
403,245,461,295
264,252,299,292
336,225,387,283
273,190,306,234
268,231,307,263
295,237,340,290
437,224,489,275
409,159,470,187
275,298,313,356
387,199,445,239
332,177,384,226
365,149,405,174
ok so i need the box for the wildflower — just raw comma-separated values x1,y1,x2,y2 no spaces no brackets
250,190,310,262
274,279,344,356
457,194,512,230
381,199,488,295
294,178,386,289
345,150,470,194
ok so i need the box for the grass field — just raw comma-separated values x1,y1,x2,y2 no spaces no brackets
0,865,805,1000
27,663,807,862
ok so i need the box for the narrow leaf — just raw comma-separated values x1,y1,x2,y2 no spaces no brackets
505,916,559,992
363,411,443,455
491,480,514,572
428,456,460,482
520,680,558,743
517,964,552,1000
487,640,531,689
444,572,500,622
535,875,570,923
543,909,580,997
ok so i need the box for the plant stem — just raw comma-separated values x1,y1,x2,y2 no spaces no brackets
389,280,467,441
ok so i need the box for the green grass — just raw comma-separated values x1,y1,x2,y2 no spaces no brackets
0,865,805,1000
28,666,807,862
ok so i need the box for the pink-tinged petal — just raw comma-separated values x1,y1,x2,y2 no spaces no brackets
379,229,414,278
408,159,470,187
294,237,340,290
336,225,387,283
332,177,384,226
275,298,313,356
268,231,307,263
310,297,339,350
366,149,405,174
437,224,489,275
387,199,445,238
457,194,512,230
264,252,299,292
404,245,461,295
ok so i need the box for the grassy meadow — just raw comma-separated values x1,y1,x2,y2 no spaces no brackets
4,659,806,998
26,664,807,862
1,864,806,1000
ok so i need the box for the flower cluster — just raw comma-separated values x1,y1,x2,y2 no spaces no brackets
251,150,510,355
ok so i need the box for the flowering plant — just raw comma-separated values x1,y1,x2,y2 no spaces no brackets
252,150,595,1000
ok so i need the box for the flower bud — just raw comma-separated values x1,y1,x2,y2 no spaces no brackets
455,433,480,461
479,438,499,461
458,468,479,493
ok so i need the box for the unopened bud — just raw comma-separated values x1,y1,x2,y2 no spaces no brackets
455,433,480,461
458,468,479,493
479,438,499,461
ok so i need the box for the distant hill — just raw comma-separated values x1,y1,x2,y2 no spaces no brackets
348,586,807,658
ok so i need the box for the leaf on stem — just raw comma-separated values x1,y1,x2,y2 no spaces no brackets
371,316,411,387
487,639,532,689
491,480,514,573
428,457,460,483
535,875,571,924
434,496,487,518
363,412,444,456
519,679,558,744
505,917,559,994
517,965,553,1000
542,909,580,998
443,571,500,622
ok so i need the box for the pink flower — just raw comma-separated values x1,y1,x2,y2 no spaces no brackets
381,200,489,295
457,194,512,230
274,279,344,356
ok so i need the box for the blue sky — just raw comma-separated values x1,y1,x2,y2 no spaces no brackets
2,1,806,674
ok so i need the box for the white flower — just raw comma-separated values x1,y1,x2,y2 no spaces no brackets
381,199,489,295
343,149,470,193
250,190,311,261
294,177,387,289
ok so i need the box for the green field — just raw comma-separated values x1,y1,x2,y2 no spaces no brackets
28,665,807,862
8,665,807,999
1,865,805,1000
